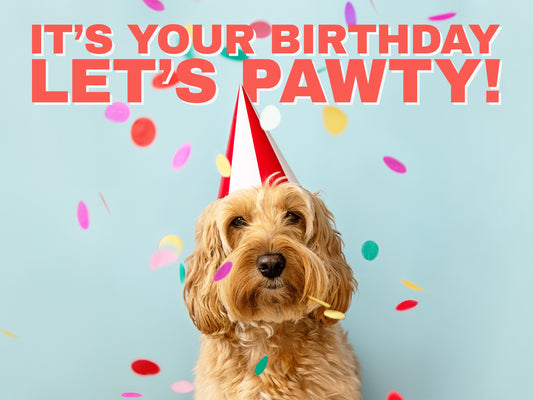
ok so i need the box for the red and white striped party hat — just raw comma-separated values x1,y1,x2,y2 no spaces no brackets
217,85,298,199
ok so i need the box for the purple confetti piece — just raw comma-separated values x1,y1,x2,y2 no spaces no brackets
214,261,233,281
345,2,357,25
121,394,142,398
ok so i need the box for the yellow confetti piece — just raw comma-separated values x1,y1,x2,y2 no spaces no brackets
158,235,183,254
1,330,17,338
308,296,331,308
324,310,345,320
323,105,348,135
216,154,231,177
186,23,193,38
402,280,424,291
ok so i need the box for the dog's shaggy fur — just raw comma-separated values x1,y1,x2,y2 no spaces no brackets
184,181,361,400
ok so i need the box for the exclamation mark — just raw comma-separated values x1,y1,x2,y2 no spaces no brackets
485,59,501,104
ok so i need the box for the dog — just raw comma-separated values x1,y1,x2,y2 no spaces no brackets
184,178,361,399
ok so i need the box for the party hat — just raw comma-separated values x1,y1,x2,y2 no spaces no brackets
217,86,298,198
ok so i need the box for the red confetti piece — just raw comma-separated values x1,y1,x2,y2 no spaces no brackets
152,70,179,89
131,359,160,376
250,21,271,38
387,391,404,400
131,117,156,147
99,192,111,215
396,300,418,311
428,12,456,21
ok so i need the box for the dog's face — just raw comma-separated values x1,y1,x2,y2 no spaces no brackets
184,182,356,334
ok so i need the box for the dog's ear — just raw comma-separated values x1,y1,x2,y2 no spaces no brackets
308,193,357,326
183,202,231,335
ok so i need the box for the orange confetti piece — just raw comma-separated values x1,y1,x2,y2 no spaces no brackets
1,329,17,338
402,280,424,291
308,296,331,308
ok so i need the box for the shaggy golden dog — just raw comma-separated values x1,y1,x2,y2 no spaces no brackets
184,180,361,400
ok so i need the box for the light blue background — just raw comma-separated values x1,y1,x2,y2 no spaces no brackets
1,1,532,399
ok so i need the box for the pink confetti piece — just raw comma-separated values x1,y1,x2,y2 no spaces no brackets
149,249,179,270
214,261,233,281
142,0,165,11
172,143,192,170
250,20,271,38
396,300,418,311
171,380,195,394
121,393,142,398
387,391,404,400
104,102,130,123
383,156,407,174
428,12,456,21
77,201,89,230
345,2,356,25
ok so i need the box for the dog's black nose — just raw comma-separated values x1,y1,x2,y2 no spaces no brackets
256,253,286,279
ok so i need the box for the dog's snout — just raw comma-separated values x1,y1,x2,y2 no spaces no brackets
256,253,286,279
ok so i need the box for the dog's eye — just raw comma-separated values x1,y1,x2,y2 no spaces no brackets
284,212,301,224
230,216,247,228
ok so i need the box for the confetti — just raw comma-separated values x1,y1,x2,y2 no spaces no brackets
171,380,195,394
149,249,179,270
158,235,183,254
179,263,186,283
361,240,379,261
308,296,331,308
369,0,377,12
131,117,156,147
172,143,192,170
99,192,111,215
216,154,231,177
105,102,131,123
387,391,404,400
214,261,233,281
250,20,271,38
142,0,165,11
77,201,89,230
396,300,418,311
121,393,142,398
254,356,268,375
185,23,193,37
131,359,160,375
221,47,249,60
383,156,407,174
402,280,424,291
260,105,281,131
1,330,17,338
152,70,179,89
345,2,357,25
322,106,348,135
317,67,327,74
428,12,456,21
324,310,346,320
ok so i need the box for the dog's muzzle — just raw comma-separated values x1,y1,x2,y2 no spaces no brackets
256,253,286,279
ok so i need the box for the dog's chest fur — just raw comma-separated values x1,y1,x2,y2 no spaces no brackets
194,319,361,400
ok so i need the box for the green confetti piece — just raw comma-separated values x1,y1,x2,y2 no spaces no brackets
184,47,197,59
362,240,379,261
221,47,249,60
180,263,186,284
254,356,268,375
317,67,327,74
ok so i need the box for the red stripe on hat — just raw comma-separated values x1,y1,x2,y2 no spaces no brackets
241,88,288,186
217,95,239,199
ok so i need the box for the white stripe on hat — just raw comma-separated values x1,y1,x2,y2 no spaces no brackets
228,87,262,194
